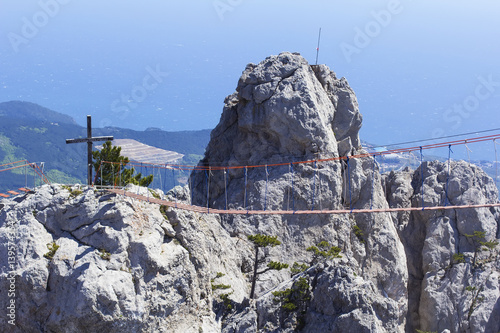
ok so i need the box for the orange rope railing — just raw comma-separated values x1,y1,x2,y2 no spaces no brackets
100,133,500,215
107,189,500,215
0,160,50,198
97,133,500,172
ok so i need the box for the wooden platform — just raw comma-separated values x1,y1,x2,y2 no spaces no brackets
0,188,33,199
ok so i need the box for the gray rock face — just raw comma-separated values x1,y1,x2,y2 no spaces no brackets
0,184,242,332
252,263,402,333
387,160,500,332
1,52,498,333
189,52,408,332
197,52,360,173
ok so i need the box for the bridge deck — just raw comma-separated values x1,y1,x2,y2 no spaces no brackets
106,189,500,215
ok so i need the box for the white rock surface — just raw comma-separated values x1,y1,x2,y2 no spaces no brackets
190,52,408,331
0,184,244,332
387,160,500,332
0,52,498,333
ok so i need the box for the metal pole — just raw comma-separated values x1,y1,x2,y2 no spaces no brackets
87,115,92,186
315,28,322,65
494,139,499,186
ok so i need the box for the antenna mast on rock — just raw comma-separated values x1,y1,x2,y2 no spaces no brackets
315,27,322,65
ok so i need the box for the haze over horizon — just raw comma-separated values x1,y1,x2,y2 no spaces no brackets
1,1,499,151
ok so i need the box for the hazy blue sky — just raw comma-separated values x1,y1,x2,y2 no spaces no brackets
1,0,499,153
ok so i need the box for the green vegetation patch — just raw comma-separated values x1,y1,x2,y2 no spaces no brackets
219,293,233,310
99,249,111,261
452,253,465,264
290,262,309,275
62,185,83,197
211,272,234,311
44,242,60,260
160,205,169,220
353,224,365,243
46,170,82,186
149,188,160,199
272,277,311,330
0,134,25,168
306,241,342,265
19,126,48,134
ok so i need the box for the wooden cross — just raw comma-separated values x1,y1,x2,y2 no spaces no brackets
66,115,114,185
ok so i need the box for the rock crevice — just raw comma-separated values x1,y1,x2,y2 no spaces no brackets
1,52,499,333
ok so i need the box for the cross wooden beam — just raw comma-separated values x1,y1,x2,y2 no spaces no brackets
66,115,114,185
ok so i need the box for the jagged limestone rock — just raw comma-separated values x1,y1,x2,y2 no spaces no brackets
190,52,408,332
0,184,244,332
1,52,499,333
388,160,500,332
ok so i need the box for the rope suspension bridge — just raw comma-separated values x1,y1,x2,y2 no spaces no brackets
1,133,499,215
98,133,500,215
0,160,50,198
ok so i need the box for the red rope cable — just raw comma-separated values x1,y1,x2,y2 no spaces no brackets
107,189,500,215
29,163,50,185
0,161,50,196
0,160,27,168
93,161,102,186
0,160,49,185
0,163,31,173
101,134,500,171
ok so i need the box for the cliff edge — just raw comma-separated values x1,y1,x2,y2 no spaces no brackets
0,52,499,333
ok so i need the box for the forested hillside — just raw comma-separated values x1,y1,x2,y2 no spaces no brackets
0,101,210,191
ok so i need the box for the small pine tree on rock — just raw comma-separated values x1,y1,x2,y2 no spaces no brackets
247,234,289,299
93,141,153,187
306,241,342,265
464,230,498,266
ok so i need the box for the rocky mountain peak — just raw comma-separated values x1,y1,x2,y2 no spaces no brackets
205,52,361,169
1,53,499,333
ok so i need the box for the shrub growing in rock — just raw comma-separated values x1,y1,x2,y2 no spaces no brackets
272,277,311,330
211,272,233,311
353,224,365,243
464,230,499,266
247,234,289,299
290,262,309,275
44,242,59,260
465,231,486,266
452,252,465,264
93,141,153,187
466,285,485,321
99,249,111,261
306,241,341,265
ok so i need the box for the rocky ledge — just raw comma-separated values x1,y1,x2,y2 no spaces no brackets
1,52,499,332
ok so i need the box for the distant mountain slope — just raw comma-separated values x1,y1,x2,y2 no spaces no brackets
0,101,78,125
0,116,86,191
5,102,492,194
0,101,211,191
